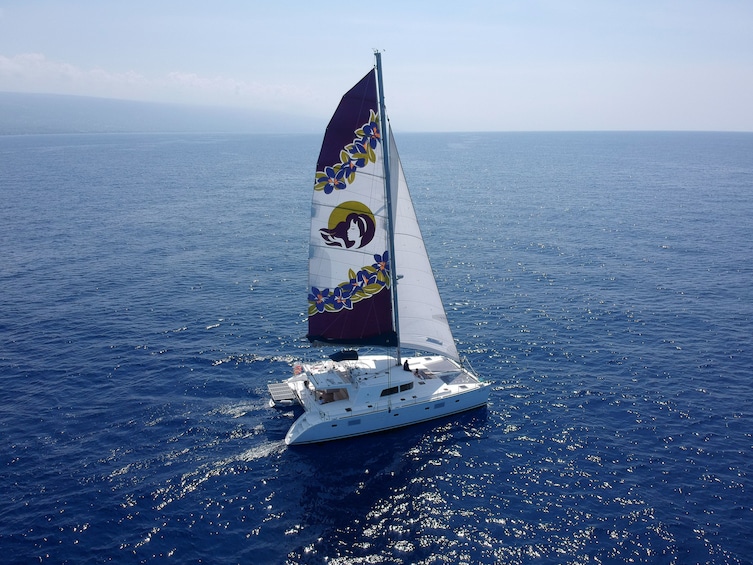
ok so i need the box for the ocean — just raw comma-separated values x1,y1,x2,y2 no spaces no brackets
1,131,751,564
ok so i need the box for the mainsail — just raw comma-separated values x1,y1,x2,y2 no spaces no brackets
306,69,395,346
307,60,459,361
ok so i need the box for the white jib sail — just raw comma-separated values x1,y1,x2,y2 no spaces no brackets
389,130,460,360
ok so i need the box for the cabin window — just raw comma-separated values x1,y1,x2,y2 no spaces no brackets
317,388,349,404
380,386,399,397
380,382,413,397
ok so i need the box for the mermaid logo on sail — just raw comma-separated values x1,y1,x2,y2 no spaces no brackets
320,201,376,249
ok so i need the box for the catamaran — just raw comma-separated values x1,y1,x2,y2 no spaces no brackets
268,52,490,445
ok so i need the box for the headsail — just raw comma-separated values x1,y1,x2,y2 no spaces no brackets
389,130,460,360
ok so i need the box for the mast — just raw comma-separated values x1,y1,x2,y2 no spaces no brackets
375,51,401,364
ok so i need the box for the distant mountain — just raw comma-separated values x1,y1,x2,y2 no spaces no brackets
0,92,321,135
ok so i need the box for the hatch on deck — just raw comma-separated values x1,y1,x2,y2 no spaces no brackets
329,349,359,362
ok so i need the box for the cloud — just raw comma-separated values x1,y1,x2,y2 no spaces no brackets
163,71,254,100
160,71,309,111
0,53,148,90
0,53,311,114
0,54,234,103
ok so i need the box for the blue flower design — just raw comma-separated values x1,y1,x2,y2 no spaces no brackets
372,252,390,285
360,121,381,150
330,285,354,311
308,251,391,316
315,165,347,194
340,144,368,182
308,287,331,313
351,269,377,290
314,110,380,193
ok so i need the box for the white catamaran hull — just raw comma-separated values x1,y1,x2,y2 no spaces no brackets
285,384,489,445
270,354,490,445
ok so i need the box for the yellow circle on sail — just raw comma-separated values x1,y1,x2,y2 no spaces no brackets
327,201,375,230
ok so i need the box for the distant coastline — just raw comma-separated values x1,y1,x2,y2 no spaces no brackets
4,93,750,137
0,91,321,135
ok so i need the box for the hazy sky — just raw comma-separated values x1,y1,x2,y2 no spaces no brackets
1,1,751,132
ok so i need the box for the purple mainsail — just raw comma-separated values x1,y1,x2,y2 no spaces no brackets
307,69,396,346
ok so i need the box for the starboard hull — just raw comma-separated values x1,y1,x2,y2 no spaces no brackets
285,386,489,445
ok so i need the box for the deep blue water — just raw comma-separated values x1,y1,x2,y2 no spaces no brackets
1,131,752,564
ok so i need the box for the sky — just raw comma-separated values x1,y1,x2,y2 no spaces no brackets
1,0,752,132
